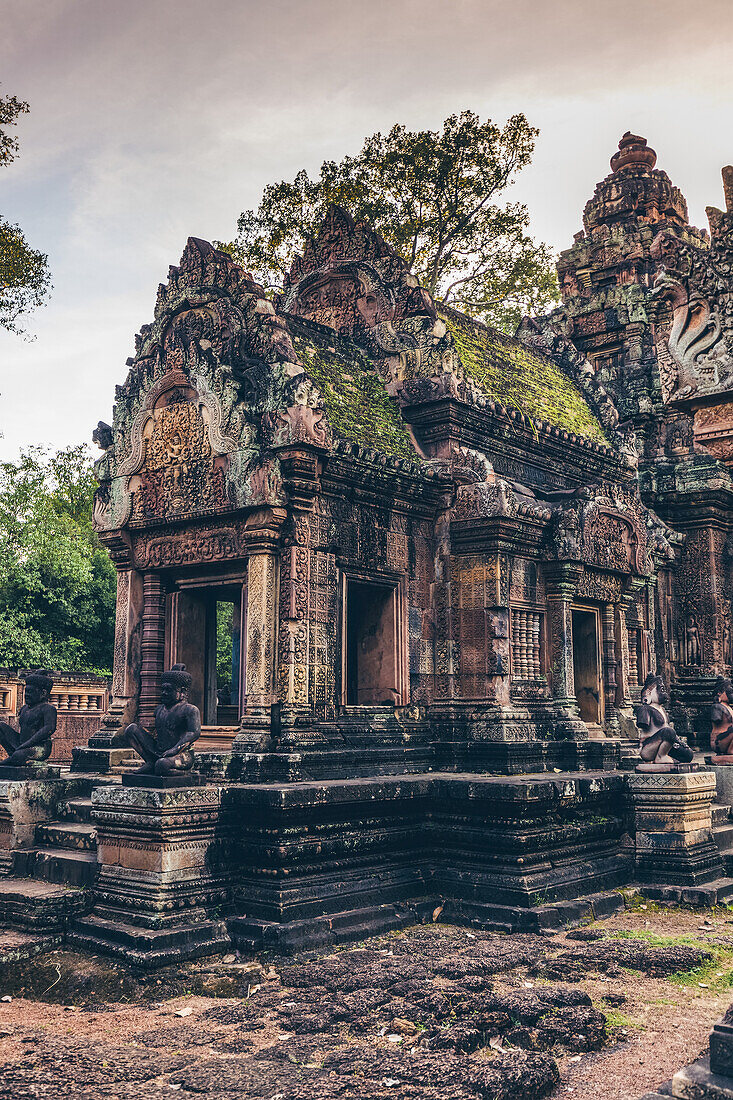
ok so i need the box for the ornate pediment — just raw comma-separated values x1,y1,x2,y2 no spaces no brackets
278,205,436,354
93,238,334,532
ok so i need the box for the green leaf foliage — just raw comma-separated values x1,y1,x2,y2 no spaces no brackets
0,447,116,672
0,87,51,335
220,111,559,334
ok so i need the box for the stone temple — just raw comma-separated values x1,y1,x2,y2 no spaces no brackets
2,133,733,967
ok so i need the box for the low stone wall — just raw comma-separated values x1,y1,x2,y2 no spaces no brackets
0,670,110,765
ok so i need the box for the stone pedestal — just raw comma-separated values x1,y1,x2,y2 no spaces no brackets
711,1013,733,1078
0,773,80,874
629,770,724,888
672,1056,733,1098
71,700,134,773
69,783,231,967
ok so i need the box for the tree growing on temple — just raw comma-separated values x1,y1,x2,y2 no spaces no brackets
0,88,51,335
0,447,115,672
222,111,559,332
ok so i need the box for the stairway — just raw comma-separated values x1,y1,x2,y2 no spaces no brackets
0,772,120,932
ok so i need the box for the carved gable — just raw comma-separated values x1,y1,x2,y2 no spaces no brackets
278,204,435,353
93,238,327,533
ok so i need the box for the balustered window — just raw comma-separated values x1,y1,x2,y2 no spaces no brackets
510,609,544,680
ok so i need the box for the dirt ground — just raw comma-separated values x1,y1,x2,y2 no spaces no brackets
1,902,733,1099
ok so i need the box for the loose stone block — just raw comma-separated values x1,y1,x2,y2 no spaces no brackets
712,765,733,809
672,1055,733,1099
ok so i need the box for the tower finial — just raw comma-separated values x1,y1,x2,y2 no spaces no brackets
610,132,657,173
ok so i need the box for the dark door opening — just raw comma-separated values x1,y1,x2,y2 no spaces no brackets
572,607,602,728
167,585,244,725
345,580,399,706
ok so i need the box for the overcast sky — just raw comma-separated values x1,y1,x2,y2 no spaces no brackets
1,0,732,460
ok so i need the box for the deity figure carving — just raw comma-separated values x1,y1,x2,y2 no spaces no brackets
0,670,57,768
551,504,582,560
681,615,702,666
710,677,733,763
635,673,693,771
124,664,201,776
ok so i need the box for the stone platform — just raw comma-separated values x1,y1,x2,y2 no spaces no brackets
14,762,733,967
60,768,631,963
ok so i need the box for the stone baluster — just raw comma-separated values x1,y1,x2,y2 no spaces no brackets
627,629,639,687
520,613,529,678
531,612,542,678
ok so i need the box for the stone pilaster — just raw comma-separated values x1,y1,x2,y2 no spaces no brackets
0,774,80,875
234,508,285,752
545,563,586,739
245,552,279,708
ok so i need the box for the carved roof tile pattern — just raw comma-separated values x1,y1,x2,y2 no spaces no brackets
440,305,608,444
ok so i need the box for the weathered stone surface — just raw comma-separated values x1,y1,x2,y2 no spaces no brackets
630,770,724,885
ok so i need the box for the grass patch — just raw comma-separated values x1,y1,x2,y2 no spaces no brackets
601,928,733,991
604,1009,644,1032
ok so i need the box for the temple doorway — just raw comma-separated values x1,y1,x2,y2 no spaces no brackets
165,584,245,726
571,606,603,731
344,578,401,706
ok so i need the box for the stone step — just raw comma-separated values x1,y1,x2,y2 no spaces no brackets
637,877,733,907
23,848,99,888
62,797,94,824
0,877,91,930
713,823,733,854
69,913,231,969
712,804,732,826
35,821,96,852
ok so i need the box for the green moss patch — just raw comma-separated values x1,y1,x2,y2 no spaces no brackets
290,326,418,462
440,305,607,445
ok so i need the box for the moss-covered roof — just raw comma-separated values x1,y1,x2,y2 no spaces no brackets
288,319,418,461
440,305,608,445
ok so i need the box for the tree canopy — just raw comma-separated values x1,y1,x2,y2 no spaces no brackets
0,88,51,335
223,111,559,333
0,447,115,673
